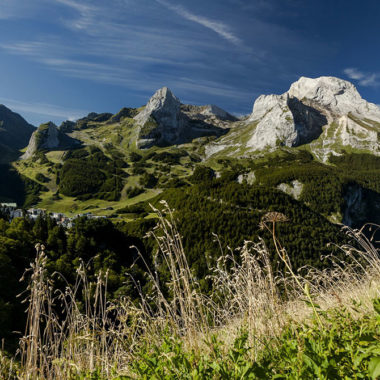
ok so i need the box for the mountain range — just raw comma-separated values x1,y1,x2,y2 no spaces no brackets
1,75,380,228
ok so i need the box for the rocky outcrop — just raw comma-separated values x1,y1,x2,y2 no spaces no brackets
277,180,303,200
181,104,237,123
342,184,380,227
134,87,182,148
246,93,327,149
245,76,380,155
59,120,76,133
134,87,230,148
288,76,380,119
106,107,138,124
73,112,113,130
21,122,81,159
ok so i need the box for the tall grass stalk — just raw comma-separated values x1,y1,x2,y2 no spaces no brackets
139,201,209,346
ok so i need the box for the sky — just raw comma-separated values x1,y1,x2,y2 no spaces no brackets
0,0,380,126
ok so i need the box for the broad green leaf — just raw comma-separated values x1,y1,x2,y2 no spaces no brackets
368,357,380,380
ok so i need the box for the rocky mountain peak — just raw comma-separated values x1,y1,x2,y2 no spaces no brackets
207,75,380,160
287,76,380,118
289,76,358,100
134,87,228,148
200,104,237,121
244,76,380,153
21,121,80,159
135,87,180,124
134,87,182,148
150,87,180,108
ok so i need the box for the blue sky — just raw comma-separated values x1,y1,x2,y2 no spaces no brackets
0,0,380,126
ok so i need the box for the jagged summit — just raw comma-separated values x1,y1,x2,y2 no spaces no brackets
148,87,180,108
247,76,380,153
206,76,380,159
134,87,230,148
135,87,180,120
134,87,181,135
249,76,380,123
288,76,380,119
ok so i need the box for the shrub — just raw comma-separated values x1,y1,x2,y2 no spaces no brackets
190,165,214,183
129,152,142,162
139,173,158,188
35,173,49,183
126,187,144,198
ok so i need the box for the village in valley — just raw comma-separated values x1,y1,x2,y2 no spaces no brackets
0,203,107,228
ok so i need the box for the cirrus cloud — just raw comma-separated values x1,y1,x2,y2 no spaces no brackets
344,68,379,87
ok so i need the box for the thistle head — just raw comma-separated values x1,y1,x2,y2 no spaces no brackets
259,212,289,230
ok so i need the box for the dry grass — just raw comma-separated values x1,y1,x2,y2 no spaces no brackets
4,203,380,378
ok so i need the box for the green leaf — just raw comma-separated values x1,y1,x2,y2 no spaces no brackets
373,298,380,316
368,357,380,380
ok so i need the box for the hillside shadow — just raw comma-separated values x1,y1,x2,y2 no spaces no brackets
138,115,230,149
287,97,328,145
0,165,26,206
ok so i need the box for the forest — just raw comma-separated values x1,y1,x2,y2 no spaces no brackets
0,170,351,349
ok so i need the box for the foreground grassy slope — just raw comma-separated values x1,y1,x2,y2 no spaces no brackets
1,208,379,379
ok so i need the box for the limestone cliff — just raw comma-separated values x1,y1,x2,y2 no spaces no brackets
248,76,380,154
21,122,81,159
206,76,380,159
134,87,231,148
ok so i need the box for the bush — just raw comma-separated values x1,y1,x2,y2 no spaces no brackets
139,173,158,188
126,187,144,198
190,165,214,183
129,152,142,162
35,173,50,183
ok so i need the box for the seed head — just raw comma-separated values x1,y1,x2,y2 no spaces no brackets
260,212,289,229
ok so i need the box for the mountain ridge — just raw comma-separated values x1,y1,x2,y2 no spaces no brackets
3,75,380,229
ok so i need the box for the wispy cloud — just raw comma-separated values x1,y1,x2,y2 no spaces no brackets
0,40,201,90
171,77,254,101
344,68,379,87
52,0,99,30
155,0,243,47
0,97,88,122
344,68,364,80
0,1,43,20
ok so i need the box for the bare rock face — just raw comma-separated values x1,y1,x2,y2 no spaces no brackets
21,122,81,159
247,94,295,149
247,93,327,149
343,184,380,227
134,87,230,148
194,104,237,121
277,180,303,200
246,76,380,155
134,87,182,148
288,76,380,119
